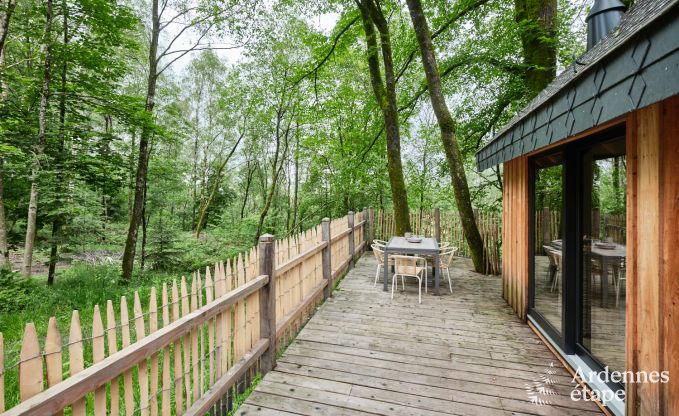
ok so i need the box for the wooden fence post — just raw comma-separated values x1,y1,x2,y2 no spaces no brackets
258,234,276,374
542,207,551,246
434,208,441,242
321,218,332,299
368,208,374,248
362,207,368,252
348,211,355,269
592,208,600,239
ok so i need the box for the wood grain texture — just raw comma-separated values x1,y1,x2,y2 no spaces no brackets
236,255,601,416
625,96,679,415
502,156,530,321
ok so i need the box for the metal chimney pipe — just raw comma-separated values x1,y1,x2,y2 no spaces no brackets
586,0,627,50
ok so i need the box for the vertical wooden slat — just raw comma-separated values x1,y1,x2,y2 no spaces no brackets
44,317,63,416
190,275,199,402
171,280,183,415
205,266,215,387
92,306,106,416
180,277,192,406
69,311,85,416
661,97,679,416
214,264,224,380
120,297,134,416
134,293,149,416
19,323,43,402
106,300,120,416
149,287,159,416
198,271,205,396
161,284,171,416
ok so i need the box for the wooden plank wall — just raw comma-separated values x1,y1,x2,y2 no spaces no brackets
625,95,679,416
502,156,529,321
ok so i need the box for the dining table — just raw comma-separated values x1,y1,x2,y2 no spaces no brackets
550,239,626,308
383,236,442,295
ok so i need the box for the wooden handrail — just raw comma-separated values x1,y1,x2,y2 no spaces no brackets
276,279,328,339
275,241,327,276
330,227,351,243
2,274,269,416
184,338,269,416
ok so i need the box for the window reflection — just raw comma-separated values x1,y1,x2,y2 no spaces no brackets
533,155,564,334
581,138,626,373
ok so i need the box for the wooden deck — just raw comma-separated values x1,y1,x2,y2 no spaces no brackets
237,255,603,415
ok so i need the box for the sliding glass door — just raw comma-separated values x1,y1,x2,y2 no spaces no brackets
580,137,627,374
531,154,565,338
529,128,627,381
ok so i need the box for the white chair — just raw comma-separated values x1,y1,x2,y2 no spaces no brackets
371,244,393,286
373,239,388,246
614,258,626,308
391,255,427,303
439,247,458,293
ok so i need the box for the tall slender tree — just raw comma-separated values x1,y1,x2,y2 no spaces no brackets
0,0,17,268
22,0,54,277
356,0,411,235
405,0,487,272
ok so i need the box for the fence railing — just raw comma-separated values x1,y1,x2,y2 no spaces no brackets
0,209,369,416
374,208,502,275
534,208,625,253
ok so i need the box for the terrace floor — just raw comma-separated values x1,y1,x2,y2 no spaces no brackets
236,255,603,415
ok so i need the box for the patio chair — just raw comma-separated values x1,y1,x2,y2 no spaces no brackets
543,246,562,292
391,254,427,303
373,239,388,246
439,247,458,293
371,244,393,286
614,258,626,307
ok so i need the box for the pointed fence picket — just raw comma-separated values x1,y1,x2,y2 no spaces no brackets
0,210,366,415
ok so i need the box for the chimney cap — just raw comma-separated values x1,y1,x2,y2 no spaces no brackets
586,0,627,21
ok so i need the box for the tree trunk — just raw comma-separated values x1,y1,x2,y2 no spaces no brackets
121,0,159,283
0,159,9,267
240,160,254,220
48,0,68,285
357,0,411,236
23,0,53,278
513,0,557,98
0,0,14,267
194,129,244,238
405,0,487,272
292,128,299,232
0,0,16,56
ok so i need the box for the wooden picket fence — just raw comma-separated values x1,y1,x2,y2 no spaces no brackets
0,209,369,416
374,208,502,275
534,208,625,253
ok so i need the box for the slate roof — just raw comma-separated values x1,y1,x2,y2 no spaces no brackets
476,0,679,171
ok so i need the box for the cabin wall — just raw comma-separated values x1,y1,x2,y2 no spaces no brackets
500,94,679,415
501,156,529,321
625,96,679,416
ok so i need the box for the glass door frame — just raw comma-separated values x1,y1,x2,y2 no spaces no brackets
527,124,626,392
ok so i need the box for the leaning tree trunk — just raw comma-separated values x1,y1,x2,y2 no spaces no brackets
23,0,53,277
405,0,487,272
0,0,15,268
513,0,557,98
357,0,411,235
121,0,159,283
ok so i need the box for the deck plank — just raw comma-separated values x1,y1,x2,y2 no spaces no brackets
237,255,602,415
